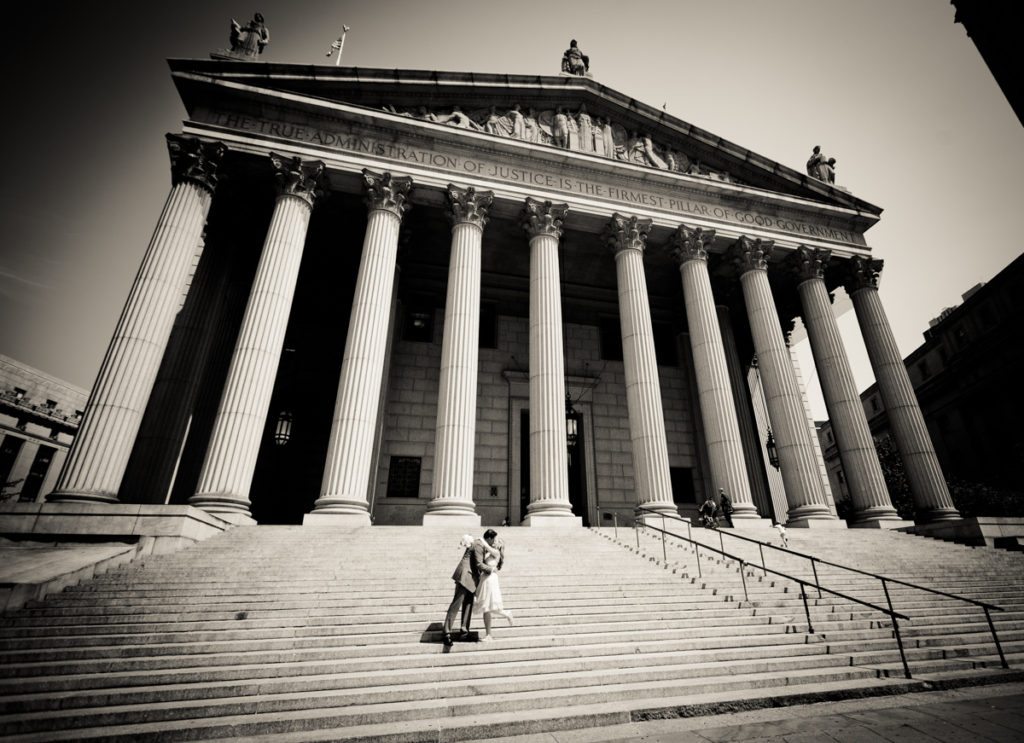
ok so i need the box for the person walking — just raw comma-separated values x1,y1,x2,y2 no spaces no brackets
718,488,734,528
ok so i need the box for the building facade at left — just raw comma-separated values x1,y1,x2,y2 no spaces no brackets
0,356,87,503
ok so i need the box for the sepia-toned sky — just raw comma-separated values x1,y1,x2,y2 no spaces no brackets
0,0,1021,419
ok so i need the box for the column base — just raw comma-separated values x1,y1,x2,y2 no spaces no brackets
521,513,582,527
303,511,372,526
786,516,848,529
422,511,482,526
849,518,915,529
46,490,119,505
188,493,254,522
915,507,963,523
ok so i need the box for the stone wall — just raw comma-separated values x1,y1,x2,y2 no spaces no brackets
371,313,700,526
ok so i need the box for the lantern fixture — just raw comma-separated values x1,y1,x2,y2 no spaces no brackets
565,394,578,454
765,428,779,469
274,410,294,446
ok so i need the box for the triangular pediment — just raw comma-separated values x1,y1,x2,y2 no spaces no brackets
168,58,880,219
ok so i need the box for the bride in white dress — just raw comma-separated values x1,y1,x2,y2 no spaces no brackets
474,537,513,642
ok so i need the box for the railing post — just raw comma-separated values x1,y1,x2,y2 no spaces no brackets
695,543,702,579
759,543,767,577
634,519,640,549
811,558,822,599
613,513,618,541
799,584,815,634
718,529,724,554
685,519,692,543
983,606,1010,669
661,515,667,567
739,560,749,602
880,578,912,679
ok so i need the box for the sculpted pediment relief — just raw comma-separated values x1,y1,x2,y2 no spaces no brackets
381,103,742,185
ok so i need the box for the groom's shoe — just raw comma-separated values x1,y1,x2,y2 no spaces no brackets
442,632,453,647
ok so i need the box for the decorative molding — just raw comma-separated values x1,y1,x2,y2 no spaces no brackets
445,185,494,229
362,169,413,218
270,154,326,207
671,225,716,264
604,214,651,255
791,245,831,283
167,135,227,194
522,198,569,239
844,255,884,293
731,236,774,274
382,103,740,184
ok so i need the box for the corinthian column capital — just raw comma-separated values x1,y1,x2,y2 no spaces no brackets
362,169,413,218
167,134,227,194
790,245,832,283
270,154,326,207
731,236,774,274
604,213,652,255
844,255,884,294
446,184,494,229
522,197,569,239
670,224,716,264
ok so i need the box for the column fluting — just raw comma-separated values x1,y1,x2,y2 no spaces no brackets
793,247,901,524
606,214,676,517
190,155,325,520
846,257,960,522
312,170,413,522
424,185,493,524
733,237,835,525
672,226,758,519
49,135,225,504
522,198,577,524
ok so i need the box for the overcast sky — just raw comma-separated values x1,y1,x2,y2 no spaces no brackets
1,0,1021,419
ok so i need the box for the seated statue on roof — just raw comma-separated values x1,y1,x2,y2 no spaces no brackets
561,40,590,76
229,13,269,58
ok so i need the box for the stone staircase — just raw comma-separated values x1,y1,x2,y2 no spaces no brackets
0,524,1020,741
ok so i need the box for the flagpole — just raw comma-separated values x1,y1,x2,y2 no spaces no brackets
327,25,351,66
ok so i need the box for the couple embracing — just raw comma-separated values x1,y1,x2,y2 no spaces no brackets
442,529,513,646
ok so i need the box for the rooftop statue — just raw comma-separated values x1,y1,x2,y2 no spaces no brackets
806,145,836,185
229,12,270,58
561,39,590,76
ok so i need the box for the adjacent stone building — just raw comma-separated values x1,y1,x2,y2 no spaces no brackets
0,356,88,503
38,50,962,530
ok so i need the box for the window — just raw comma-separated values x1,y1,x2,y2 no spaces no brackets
669,467,696,504
0,436,24,491
599,318,623,361
402,307,434,343
871,397,880,413
386,456,421,498
917,359,930,381
12,388,26,401
44,399,57,409
479,303,498,349
19,446,55,502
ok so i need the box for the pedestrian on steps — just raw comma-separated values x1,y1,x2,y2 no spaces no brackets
718,488,734,528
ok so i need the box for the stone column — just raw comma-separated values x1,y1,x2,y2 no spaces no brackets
793,247,904,526
605,214,677,518
310,170,413,523
424,185,494,525
733,237,837,526
716,304,774,519
846,257,960,522
521,198,579,525
190,155,325,522
49,136,226,504
671,226,762,523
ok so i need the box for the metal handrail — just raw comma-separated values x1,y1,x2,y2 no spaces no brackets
614,511,914,679
635,506,1010,671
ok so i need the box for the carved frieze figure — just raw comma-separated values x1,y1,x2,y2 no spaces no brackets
484,106,510,136
806,145,835,183
561,39,590,76
577,105,594,153
437,106,483,131
508,104,526,139
592,116,606,154
642,134,667,169
416,106,439,123
229,12,269,58
552,108,570,149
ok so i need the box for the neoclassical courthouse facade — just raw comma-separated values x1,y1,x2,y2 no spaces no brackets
44,48,962,530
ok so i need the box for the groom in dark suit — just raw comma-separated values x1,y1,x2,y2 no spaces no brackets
442,529,498,646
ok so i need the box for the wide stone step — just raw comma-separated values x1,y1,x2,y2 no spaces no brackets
0,665,884,739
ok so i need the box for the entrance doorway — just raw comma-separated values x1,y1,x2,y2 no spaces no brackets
519,409,590,526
